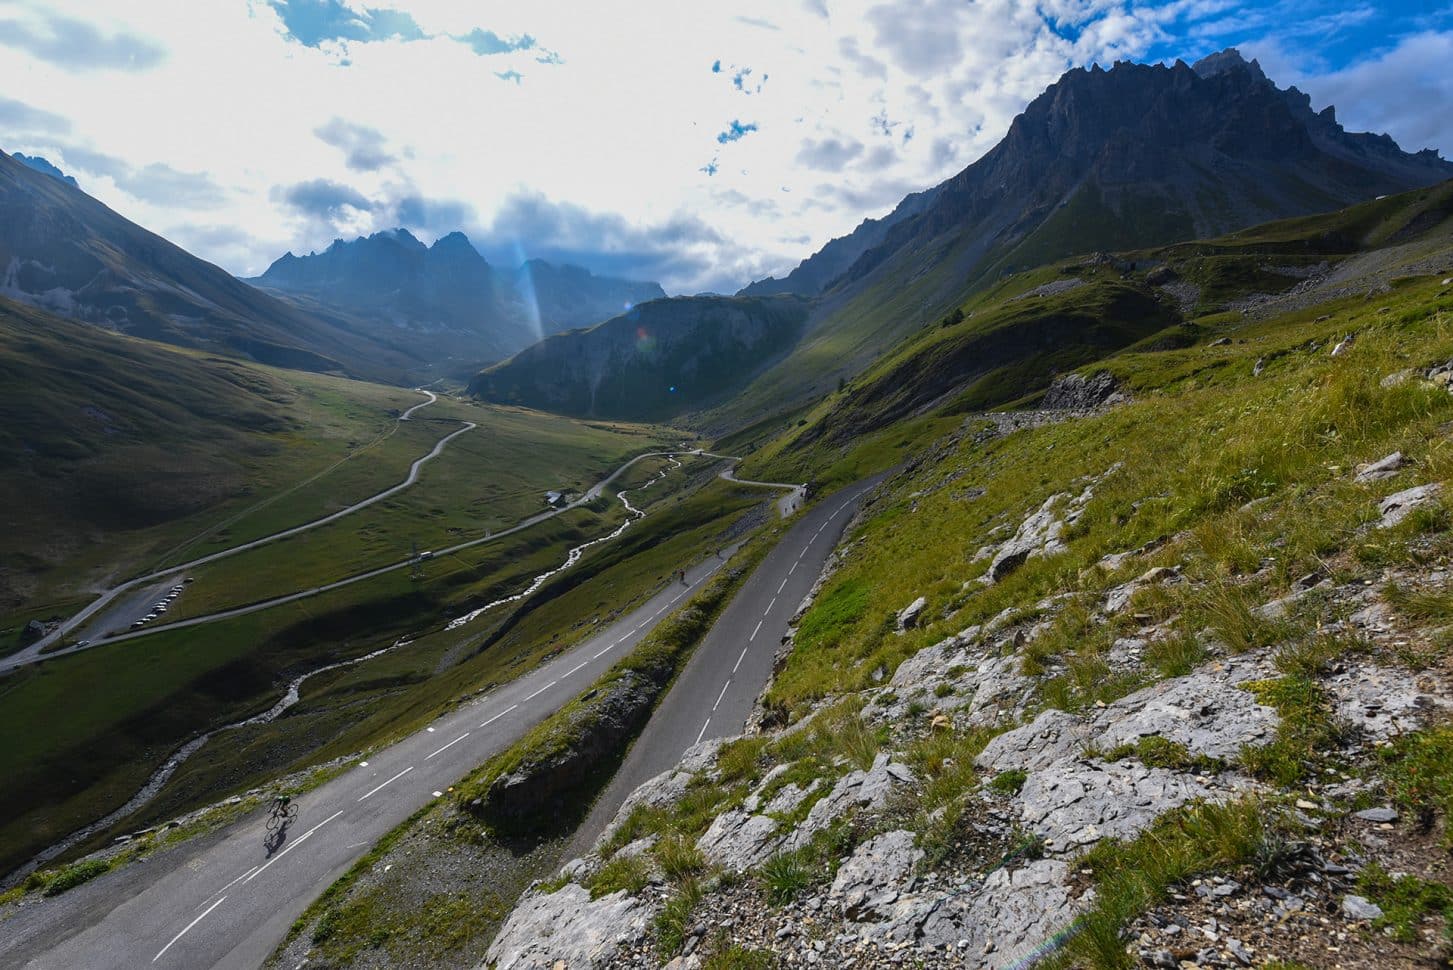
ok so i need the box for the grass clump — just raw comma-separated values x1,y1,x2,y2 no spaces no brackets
1379,725,1453,844
1067,800,1274,969
42,857,111,896
587,853,651,899
989,768,1029,795
759,850,815,905
1357,862,1453,943
702,943,780,970
1103,736,1225,775
1238,675,1347,787
655,878,707,953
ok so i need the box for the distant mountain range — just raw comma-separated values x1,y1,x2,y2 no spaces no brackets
0,149,420,381
250,231,665,366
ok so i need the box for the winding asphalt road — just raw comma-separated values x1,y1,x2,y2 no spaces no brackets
571,472,885,852
4,435,722,675
10,390,462,669
0,476,880,970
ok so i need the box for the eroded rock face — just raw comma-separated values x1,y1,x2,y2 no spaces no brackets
916,859,1083,962
829,830,924,920
1324,664,1450,740
1043,371,1125,411
1017,759,1244,851
1091,657,1278,760
1378,483,1442,529
486,883,653,970
987,493,1070,582
977,709,1091,774
1354,452,1406,484
696,809,784,871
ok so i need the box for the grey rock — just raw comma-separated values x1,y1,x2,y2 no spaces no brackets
1380,369,1416,388
913,859,1082,962
785,754,916,854
976,709,1091,774
22,619,45,642
829,830,923,921
1331,334,1355,356
1090,656,1278,760
1043,371,1124,411
1353,807,1398,823
1341,894,1383,921
1016,759,1244,851
486,883,653,969
896,596,928,631
1378,482,1442,529
695,809,784,872
1324,663,1450,740
1354,452,1406,484
985,492,1077,582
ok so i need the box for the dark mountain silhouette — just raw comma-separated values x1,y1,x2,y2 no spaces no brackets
252,231,665,366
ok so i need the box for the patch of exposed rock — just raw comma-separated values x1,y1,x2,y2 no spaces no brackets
486,883,654,970
1042,370,1127,411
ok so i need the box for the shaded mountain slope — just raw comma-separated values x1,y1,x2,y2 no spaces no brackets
471,295,810,421
0,150,419,382
252,231,665,370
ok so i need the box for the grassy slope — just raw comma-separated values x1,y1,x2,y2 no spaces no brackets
737,180,1453,491
0,296,427,617
558,192,1453,968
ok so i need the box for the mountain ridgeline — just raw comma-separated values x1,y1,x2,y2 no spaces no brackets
475,49,1452,425
251,230,665,368
470,295,811,420
749,49,1453,302
0,149,423,382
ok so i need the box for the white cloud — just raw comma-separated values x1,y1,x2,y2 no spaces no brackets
0,0,1447,294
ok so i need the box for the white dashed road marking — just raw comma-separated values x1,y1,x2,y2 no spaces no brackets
426,732,470,760
732,646,749,674
154,896,227,963
713,680,731,711
695,717,711,744
523,680,557,702
359,767,412,802
749,620,763,641
479,704,518,728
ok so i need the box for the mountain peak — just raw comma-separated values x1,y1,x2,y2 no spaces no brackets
430,230,475,251
12,152,80,189
1191,47,1267,83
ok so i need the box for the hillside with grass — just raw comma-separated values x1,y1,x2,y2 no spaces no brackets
700,50,1453,437
479,184,1453,969
0,149,421,382
0,295,434,621
472,295,811,420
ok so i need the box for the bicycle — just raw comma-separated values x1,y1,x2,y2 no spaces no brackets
265,797,298,833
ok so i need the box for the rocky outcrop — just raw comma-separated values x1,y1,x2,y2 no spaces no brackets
1354,451,1406,484
1042,370,1126,411
486,883,653,970
477,669,667,831
1378,483,1442,528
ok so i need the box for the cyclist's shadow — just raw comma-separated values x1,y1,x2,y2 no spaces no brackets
263,817,292,857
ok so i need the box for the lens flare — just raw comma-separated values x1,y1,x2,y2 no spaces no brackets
635,326,656,353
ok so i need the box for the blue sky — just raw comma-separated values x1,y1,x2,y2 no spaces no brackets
0,0,1449,293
